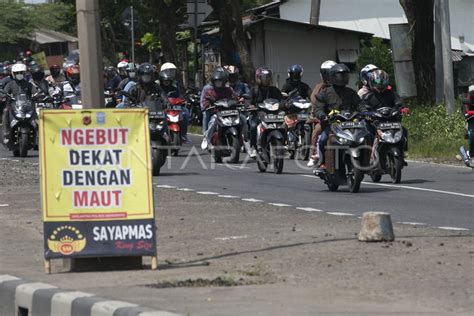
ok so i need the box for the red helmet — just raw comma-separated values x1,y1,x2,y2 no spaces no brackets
49,64,61,72
66,64,80,83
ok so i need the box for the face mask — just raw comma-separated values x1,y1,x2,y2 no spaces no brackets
214,80,223,88
141,75,152,83
15,74,24,80
129,72,136,79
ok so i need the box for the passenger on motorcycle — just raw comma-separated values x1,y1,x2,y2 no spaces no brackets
30,64,51,97
358,64,378,98
281,64,312,99
249,67,283,157
116,63,138,108
60,65,81,102
159,62,190,143
45,64,65,87
200,66,235,150
315,63,361,170
2,63,38,144
124,63,169,109
462,85,474,164
308,60,337,167
104,66,121,91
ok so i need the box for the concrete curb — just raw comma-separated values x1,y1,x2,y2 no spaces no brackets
0,275,183,316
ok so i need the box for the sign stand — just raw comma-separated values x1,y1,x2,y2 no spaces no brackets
40,109,158,274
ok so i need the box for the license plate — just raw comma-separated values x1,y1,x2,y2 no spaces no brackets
171,106,182,111
220,110,239,116
341,121,364,128
379,122,401,130
149,111,165,119
297,113,309,120
264,114,285,122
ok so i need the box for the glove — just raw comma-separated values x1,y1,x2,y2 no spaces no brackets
400,107,410,115
466,110,474,117
317,113,328,121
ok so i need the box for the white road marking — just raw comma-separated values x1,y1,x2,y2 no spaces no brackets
0,204,8,207
197,191,220,195
438,226,469,231
215,235,248,241
242,198,264,203
326,212,354,216
296,207,324,212
268,203,292,207
300,175,314,179
218,195,240,199
156,185,176,189
176,188,194,192
397,222,427,226
216,163,251,170
362,182,474,198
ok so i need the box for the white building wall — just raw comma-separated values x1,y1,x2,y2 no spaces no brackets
279,0,311,24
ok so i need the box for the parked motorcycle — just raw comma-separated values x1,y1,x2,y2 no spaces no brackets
185,88,202,126
207,97,242,163
0,91,37,157
283,91,312,160
166,92,185,156
368,107,406,183
255,98,287,174
314,110,371,193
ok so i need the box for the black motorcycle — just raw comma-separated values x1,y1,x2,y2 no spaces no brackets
104,90,118,108
256,98,287,174
368,107,407,183
185,88,202,126
0,91,37,157
314,111,371,193
284,92,312,161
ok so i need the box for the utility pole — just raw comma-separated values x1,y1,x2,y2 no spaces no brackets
434,0,444,104
130,5,135,64
309,0,321,25
76,0,104,108
194,0,199,88
439,0,455,114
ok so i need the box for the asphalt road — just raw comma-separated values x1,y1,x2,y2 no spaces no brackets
1,134,473,230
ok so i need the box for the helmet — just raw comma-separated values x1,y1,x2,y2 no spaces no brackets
210,66,229,88
368,69,390,93
255,67,273,86
288,64,303,81
25,50,32,57
360,64,379,86
105,66,117,80
49,64,61,78
138,63,155,83
320,60,337,82
329,63,350,87
223,65,239,83
30,64,45,81
117,60,128,77
160,62,177,81
2,62,11,76
11,63,27,81
126,63,137,79
66,64,80,84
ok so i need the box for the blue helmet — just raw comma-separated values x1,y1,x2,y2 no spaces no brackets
288,64,303,80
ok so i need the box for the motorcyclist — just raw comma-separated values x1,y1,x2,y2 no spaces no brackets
117,60,129,81
124,63,169,109
2,63,38,144
0,63,13,123
55,64,81,107
104,66,121,91
118,63,137,91
159,62,190,143
315,63,361,170
200,66,235,150
308,60,337,167
281,64,312,99
461,85,474,165
249,67,283,157
30,64,51,97
358,64,379,98
45,64,65,87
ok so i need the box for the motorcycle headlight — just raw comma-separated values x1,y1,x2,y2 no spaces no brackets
222,117,234,126
381,132,395,143
149,122,157,130
394,130,403,143
169,115,180,123
338,137,349,145
25,113,31,118
359,136,366,143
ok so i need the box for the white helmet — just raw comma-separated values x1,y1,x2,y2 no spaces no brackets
117,61,128,69
159,62,177,82
160,62,177,72
320,60,337,82
11,63,27,80
360,64,379,86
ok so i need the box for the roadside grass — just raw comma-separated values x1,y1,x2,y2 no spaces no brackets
188,124,203,135
404,103,466,161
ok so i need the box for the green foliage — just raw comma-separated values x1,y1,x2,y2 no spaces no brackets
356,38,395,87
404,103,466,160
140,32,161,53
29,3,76,34
0,3,34,44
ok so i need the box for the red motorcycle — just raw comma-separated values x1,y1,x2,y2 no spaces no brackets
165,95,185,156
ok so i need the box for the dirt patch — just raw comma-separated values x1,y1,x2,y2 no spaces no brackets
144,276,261,288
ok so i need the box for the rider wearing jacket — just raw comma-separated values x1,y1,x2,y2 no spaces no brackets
124,63,169,108
358,64,378,98
30,64,51,97
462,85,474,161
45,64,65,87
2,63,38,144
281,64,312,99
315,63,361,169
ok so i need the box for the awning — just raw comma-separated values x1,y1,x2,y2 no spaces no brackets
32,29,78,44
452,50,464,62
337,49,359,63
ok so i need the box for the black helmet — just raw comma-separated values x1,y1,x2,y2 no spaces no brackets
320,60,337,83
288,64,303,81
210,66,228,88
30,63,45,81
138,63,155,83
329,63,350,87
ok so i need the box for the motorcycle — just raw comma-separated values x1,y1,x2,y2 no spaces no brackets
0,91,37,157
459,112,474,168
314,110,371,193
207,97,242,163
104,90,118,108
256,98,287,174
185,88,202,126
283,91,312,160
122,91,169,176
165,92,185,156
368,107,406,183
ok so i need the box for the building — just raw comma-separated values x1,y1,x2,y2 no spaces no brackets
31,29,78,68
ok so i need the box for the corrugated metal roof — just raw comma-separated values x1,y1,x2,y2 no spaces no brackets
32,29,78,44
452,50,464,62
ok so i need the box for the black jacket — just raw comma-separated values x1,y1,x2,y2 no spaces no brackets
252,86,283,105
359,89,402,112
281,78,312,99
315,85,361,119
2,79,37,100
125,81,169,108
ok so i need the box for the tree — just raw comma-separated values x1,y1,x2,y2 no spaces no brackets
0,3,34,44
357,38,395,88
399,0,435,104
207,0,255,85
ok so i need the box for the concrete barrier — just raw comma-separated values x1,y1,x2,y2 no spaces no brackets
358,212,395,242
0,275,183,316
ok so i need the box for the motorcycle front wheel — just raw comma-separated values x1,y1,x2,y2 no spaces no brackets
227,134,240,164
389,155,402,184
19,129,29,158
152,148,163,176
347,158,363,193
171,132,180,156
271,138,284,174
